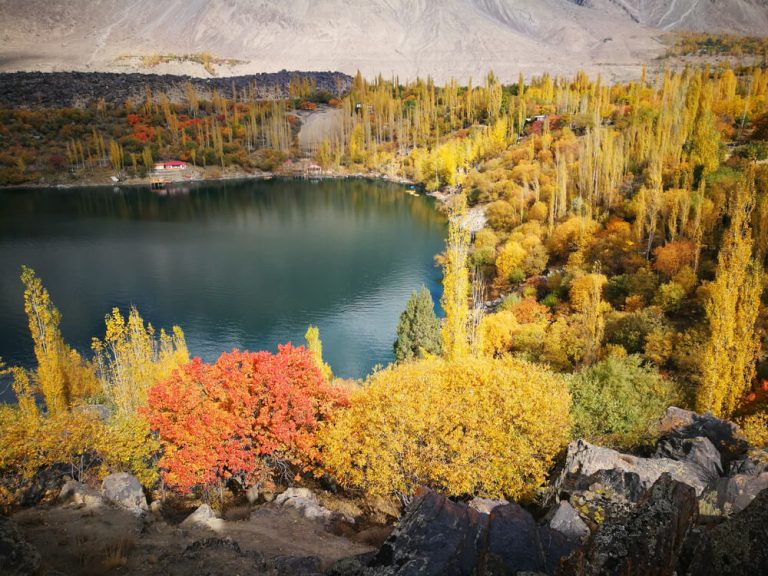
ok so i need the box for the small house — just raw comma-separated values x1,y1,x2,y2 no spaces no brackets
153,161,188,172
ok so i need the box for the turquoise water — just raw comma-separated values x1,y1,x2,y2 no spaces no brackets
0,178,445,398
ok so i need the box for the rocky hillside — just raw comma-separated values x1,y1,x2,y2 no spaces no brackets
0,0,764,83
3,406,767,575
0,71,351,108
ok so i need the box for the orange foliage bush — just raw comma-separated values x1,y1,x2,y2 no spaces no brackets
145,345,347,494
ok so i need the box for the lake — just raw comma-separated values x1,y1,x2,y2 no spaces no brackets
0,178,446,398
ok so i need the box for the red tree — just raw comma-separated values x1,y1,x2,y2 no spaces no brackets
145,344,347,494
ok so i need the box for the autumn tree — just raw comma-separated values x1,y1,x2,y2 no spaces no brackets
394,286,442,362
92,306,188,415
697,178,763,417
320,356,572,500
21,266,98,413
570,272,609,365
304,325,333,381
441,193,471,360
145,345,347,497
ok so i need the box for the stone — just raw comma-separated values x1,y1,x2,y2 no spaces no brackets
275,487,333,523
368,489,489,575
59,480,103,507
270,554,322,575
553,440,712,498
245,484,260,504
101,472,148,513
653,436,723,487
687,487,768,575
486,503,577,575
710,472,768,514
728,451,768,476
548,501,590,543
181,504,224,531
366,489,576,576
468,497,506,514
0,515,41,576
561,474,698,576
658,407,748,467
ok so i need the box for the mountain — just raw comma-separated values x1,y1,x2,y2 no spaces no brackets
574,0,768,34
0,0,766,82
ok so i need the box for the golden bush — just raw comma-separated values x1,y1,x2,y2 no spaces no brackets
320,356,572,500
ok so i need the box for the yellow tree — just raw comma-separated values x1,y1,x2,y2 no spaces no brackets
92,306,188,415
570,272,609,365
441,193,471,360
697,177,763,417
304,325,333,381
21,266,98,413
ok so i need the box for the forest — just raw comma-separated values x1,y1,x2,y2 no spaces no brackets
1,61,768,514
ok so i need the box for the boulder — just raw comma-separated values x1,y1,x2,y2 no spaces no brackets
468,497,506,514
554,440,711,498
653,436,723,487
486,503,577,575
366,489,576,576
59,480,103,507
562,474,698,576
368,489,489,575
728,450,768,476
275,487,333,523
709,472,768,514
548,501,590,543
101,472,148,513
182,504,224,531
687,487,768,575
658,407,748,466
0,515,41,576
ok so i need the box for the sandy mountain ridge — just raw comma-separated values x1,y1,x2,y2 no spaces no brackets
0,0,767,83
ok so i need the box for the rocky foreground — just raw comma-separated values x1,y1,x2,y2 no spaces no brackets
2,406,767,575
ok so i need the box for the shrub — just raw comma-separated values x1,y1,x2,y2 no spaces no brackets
605,308,665,354
653,281,686,313
320,356,572,500
569,355,681,449
146,345,347,496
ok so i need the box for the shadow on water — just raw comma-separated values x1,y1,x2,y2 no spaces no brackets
0,178,446,401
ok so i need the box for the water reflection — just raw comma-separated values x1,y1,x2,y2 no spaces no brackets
0,178,446,396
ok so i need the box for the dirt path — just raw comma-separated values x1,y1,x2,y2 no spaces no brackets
13,501,375,575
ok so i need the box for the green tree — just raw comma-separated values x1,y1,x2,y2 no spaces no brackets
394,286,442,362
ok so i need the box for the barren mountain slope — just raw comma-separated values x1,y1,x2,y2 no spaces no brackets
576,0,768,34
0,0,764,81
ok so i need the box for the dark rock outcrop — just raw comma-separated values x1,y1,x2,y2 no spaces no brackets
657,407,748,468
653,436,723,487
368,489,489,575
687,487,768,575
562,474,698,576
0,71,353,109
366,489,576,576
0,515,41,576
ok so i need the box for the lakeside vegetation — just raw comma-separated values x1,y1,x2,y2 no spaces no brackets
1,62,768,512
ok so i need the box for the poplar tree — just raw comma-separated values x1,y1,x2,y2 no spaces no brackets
441,193,471,361
394,286,442,362
697,177,763,417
